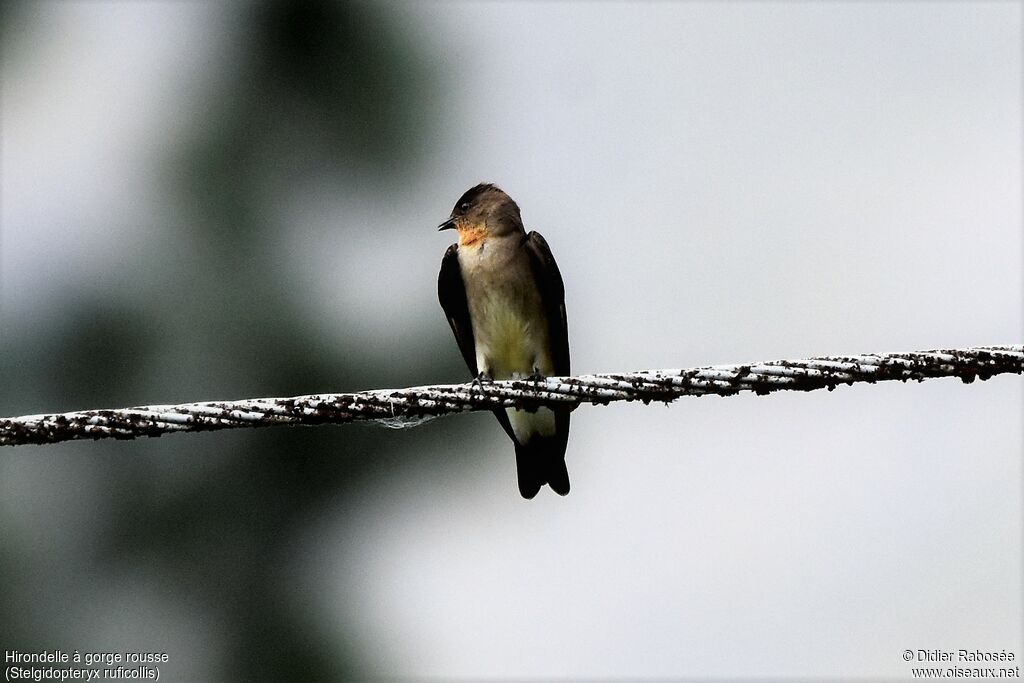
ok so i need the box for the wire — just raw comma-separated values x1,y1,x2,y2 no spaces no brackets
1,345,1020,447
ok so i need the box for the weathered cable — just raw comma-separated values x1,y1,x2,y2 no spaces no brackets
1,345,1020,447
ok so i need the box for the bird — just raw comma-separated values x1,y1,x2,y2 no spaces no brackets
437,183,571,498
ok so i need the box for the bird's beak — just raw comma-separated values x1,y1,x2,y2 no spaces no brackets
437,217,457,231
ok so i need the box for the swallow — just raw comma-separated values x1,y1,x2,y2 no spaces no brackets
438,183,571,498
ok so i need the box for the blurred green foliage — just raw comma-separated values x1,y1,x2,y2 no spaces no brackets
0,1,464,679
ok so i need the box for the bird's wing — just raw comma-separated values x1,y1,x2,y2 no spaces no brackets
522,231,572,496
524,231,570,376
438,243,517,442
438,244,479,375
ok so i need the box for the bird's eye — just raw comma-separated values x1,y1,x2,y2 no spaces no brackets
459,202,471,212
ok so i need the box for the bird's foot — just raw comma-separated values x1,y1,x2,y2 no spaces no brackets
471,371,493,391
527,368,546,384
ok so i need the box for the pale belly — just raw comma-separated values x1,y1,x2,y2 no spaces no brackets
469,291,557,443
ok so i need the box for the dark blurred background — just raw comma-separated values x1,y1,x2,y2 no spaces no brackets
1,1,1020,680
0,1,461,679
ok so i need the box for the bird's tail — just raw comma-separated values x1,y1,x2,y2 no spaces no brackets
515,434,570,499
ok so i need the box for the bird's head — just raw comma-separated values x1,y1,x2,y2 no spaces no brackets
438,183,523,247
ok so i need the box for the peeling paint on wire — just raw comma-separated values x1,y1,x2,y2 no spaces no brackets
1,345,1021,447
